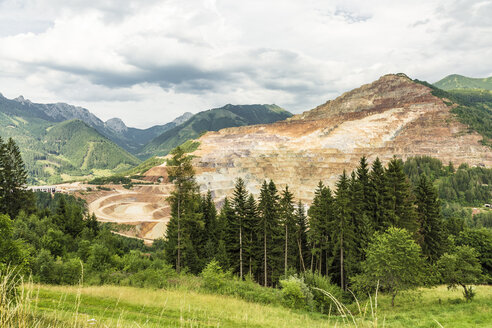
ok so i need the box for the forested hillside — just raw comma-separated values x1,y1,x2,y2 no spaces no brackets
415,80,492,147
0,114,140,185
434,74,492,91
140,104,292,157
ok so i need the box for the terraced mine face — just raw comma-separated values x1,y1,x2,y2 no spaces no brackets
88,184,173,244
189,74,492,203
90,73,491,241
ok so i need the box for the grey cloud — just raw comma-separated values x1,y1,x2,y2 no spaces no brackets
334,8,371,23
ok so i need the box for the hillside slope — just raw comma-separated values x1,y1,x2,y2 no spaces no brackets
140,104,292,157
0,93,192,154
175,74,492,202
44,120,141,171
0,100,141,184
434,74,492,91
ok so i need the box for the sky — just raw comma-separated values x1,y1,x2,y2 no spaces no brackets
0,0,491,128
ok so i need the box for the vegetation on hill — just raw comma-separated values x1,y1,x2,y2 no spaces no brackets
44,120,140,171
1,138,491,327
140,104,292,157
0,113,141,184
434,74,492,91
415,79,492,147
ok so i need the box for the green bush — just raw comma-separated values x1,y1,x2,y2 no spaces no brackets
201,259,227,290
302,271,346,314
280,275,313,310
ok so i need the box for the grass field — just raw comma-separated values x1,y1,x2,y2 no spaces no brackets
10,284,490,327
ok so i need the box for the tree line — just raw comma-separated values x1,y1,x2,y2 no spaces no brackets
164,147,491,297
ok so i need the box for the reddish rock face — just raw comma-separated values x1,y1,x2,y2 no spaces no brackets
183,74,491,203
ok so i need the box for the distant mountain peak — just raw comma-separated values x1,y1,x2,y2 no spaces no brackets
172,112,193,125
105,117,128,133
14,95,32,104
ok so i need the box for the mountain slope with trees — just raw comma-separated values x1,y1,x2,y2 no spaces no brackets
434,74,492,91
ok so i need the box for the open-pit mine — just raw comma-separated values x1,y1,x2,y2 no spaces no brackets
87,73,492,241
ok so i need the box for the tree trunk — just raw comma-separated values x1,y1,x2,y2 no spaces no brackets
284,224,288,276
177,193,181,274
264,230,267,287
239,224,243,280
310,248,314,272
340,233,344,290
297,238,306,272
391,292,396,307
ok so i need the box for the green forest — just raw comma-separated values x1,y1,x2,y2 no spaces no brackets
1,138,491,326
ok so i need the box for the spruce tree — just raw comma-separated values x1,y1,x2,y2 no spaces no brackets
415,175,447,263
356,156,371,216
384,157,418,234
368,157,388,231
333,171,356,290
244,193,258,277
257,180,281,286
217,197,234,269
279,186,296,276
165,146,204,273
201,190,218,265
231,178,249,279
349,170,372,271
307,181,334,275
294,200,309,272
0,137,33,218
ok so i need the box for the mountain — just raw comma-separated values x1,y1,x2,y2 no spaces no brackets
434,74,492,91
140,104,292,157
102,112,193,154
6,94,192,154
0,93,141,184
149,73,491,203
44,120,140,172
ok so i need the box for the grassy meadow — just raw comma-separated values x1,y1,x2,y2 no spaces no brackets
5,283,491,328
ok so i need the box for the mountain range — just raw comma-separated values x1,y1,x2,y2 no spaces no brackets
0,93,291,184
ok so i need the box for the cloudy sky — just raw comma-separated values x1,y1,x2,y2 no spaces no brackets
0,0,491,128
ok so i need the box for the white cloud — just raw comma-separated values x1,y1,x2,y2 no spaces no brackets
0,0,491,128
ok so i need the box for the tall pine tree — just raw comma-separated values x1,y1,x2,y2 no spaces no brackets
384,157,418,234
231,178,249,279
165,146,204,273
415,175,447,263
295,200,309,272
279,186,297,276
307,181,335,275
333,171,356,290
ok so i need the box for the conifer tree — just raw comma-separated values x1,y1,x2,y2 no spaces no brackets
244,193,258,276
294,200,309,272
307,181,334,275
384,157,418,234
165,146,203,273
415,175,447,263
217,197,235,269
0,137,33,218
356,156,371,216
201,190,218,265
279,186,296,276
231,178,249,278
368,157,388,231
333,171,356,290
257,180,281,286
349,171,372,270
